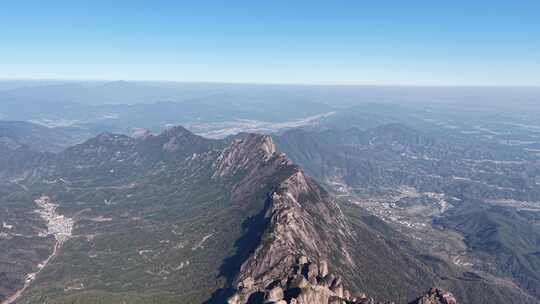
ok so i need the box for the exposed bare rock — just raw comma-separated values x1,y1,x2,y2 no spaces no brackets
227,293,241,304
228,256,457,304
289,274,309,289
232,168,353,289
212,134,291,206
227,256,408,304
265,286,284,302
240,277,255,290
410,288,457,304
305,262,319,284
213,134,278,178
319,260,329,278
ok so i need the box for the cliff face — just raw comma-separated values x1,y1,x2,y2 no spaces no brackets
213,134,292,206
231,168,354,291
221,136,456,304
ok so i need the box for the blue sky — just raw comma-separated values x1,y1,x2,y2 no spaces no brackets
1,1,539,86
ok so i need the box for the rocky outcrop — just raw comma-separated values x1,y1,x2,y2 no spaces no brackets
228,255,399,304
213,134,278,178
410,288,457,304
228,255,457,304
212,134,293,206
230,164,356,292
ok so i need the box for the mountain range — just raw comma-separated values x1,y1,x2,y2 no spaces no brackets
1,121,538,304
1,84,540,304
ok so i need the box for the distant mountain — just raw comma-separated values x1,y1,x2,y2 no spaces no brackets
0,120,95,153
1,81,540,110
0,81,337,135
275,124,537,195
0,81,196,105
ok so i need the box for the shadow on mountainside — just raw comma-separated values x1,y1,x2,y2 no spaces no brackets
205,200,271,304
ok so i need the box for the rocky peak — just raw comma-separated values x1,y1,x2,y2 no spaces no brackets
127,125,215,162
163,125,192,137
161,126,196,152
260,135,277,157
132,128,153,140
213,134,280,178
151,125,212,153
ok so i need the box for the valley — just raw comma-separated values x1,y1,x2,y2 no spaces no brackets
336,185,469,265
3,196,73,304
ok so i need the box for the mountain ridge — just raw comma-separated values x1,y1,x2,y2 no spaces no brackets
0,124,472,304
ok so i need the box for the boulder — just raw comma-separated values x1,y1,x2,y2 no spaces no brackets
413,288,457,304
295,288,331,304
265,286,284,302
318,259,329,277
230,256,458,304
239,277,254,290
305,263,319,283
321,274,336,287
289,274,309,289
343,290,350,300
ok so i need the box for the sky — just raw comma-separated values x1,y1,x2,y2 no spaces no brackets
1,1,539,86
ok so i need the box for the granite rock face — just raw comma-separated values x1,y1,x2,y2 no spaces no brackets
410,288,457,304
228,255,456,304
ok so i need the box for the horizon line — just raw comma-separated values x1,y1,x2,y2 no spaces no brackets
0,77,539,89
